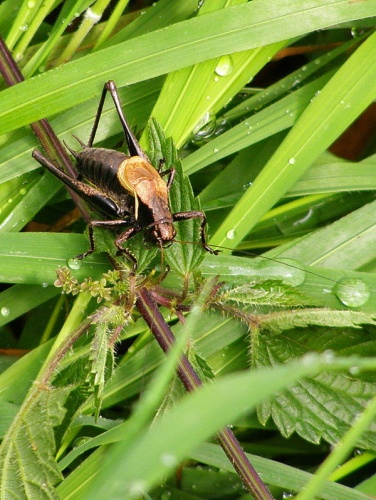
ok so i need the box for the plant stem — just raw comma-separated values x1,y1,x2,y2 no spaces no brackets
136,286,274,500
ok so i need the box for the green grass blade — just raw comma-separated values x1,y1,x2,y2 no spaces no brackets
0,0,374,135
210,31,376,249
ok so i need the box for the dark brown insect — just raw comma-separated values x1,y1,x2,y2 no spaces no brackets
32,81,218,269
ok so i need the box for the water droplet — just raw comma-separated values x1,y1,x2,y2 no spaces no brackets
67,258,82,270
334,278,370,307
282,492,295,499
288,157,296,165
226,229,236,240
27,0,35,8
41,282,48,288
73,436,91,448
351,27,364,38
128,480,147,497
1,307,10,317
322,349,336,363
160,453,178,467
192,112,216,142
198,0,204,8
213,147,219,153
349,366,360,376
15,53,23,61
301,352,321,366
214,55,233,77
19,188,27,195
19,24,28,32
8,198,13,204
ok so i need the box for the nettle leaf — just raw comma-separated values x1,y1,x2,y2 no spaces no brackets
217,280,312,308
86,323,115,418
0,387,70,499
252,326,376,448
148,118,205,275
261,308,376,333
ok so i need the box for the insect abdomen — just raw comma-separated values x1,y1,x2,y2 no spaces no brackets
76,147,129,196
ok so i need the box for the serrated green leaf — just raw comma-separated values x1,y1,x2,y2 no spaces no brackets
261,309,376,333
253,327,376,448
86,323,113,417
147,118,206,274
0,387,70,499
218,280,310,308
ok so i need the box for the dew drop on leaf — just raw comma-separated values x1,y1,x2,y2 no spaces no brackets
333,277,370,307
214,55,233,77
160,452,178,468
129,480,147,498
67,258,82,270
192,112,216,141
226,229,236,240
1,307,10,317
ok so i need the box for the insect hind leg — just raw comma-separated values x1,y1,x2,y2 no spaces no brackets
88,81,147,161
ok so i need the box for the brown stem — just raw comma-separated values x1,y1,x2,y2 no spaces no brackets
136,287,274,500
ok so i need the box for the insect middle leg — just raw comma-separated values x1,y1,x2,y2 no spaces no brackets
87,220,141,270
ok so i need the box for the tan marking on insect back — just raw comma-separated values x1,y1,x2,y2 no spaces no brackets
117,156,169,220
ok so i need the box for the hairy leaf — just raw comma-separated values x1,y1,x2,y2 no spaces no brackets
261,309,376,333
0,387,70,499
148,118,205,274
253,326,376,448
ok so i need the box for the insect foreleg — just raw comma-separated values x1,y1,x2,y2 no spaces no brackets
172,211,219,255
159,167,175,191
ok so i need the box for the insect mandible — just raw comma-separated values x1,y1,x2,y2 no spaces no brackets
32,81,219,269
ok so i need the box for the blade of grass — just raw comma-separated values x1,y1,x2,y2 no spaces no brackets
210,31,376,250
0,0,374,135
191,442,372,500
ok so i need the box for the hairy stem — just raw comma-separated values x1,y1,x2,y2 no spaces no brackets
136,286,274,500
